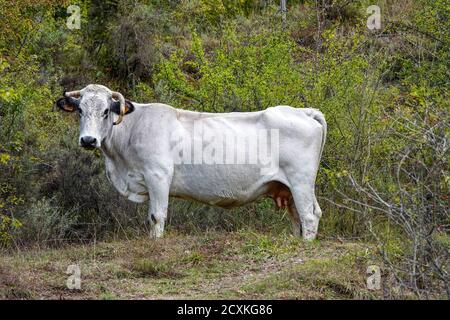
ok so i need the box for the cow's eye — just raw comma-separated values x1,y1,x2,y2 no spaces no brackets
103,109,109,117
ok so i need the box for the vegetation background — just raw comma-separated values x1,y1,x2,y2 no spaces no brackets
0,0,448,299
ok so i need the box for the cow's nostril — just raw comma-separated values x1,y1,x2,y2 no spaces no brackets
80,136,97,148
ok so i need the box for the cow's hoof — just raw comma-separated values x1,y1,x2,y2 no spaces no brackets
149,224,164,239
302,231,317,241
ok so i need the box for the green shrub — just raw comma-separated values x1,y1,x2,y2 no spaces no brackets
20,197,76,244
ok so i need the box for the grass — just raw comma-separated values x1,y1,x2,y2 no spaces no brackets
0,230,385,299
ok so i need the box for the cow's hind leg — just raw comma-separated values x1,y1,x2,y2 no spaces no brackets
144,170,171,239
314,195,322,220
287,203,301,237
289,182,321,240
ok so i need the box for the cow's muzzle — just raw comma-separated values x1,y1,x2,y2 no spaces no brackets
80,136,98,149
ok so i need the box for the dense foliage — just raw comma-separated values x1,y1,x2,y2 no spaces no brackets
0,0,448,298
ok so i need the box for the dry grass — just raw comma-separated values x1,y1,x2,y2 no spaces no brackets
0,231,388,299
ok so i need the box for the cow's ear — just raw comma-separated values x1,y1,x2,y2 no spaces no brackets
111,99,135,115
56,97,77,112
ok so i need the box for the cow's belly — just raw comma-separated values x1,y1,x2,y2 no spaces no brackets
169,164,274,207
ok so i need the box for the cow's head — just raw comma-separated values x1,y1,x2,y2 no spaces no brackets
55,84,134,149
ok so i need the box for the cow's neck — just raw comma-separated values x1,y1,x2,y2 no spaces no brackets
101,122,127,162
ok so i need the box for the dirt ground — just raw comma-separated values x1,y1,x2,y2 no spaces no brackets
0,231,385,299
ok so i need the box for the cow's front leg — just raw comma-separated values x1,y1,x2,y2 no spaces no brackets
144,170,171,239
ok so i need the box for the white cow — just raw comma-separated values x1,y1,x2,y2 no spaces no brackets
56,84,326,240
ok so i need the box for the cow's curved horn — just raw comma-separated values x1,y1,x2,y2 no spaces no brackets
111,91,125,125
64,90,81,107
64,90,81,98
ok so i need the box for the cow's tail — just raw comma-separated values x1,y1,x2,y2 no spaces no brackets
305,108,327,162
